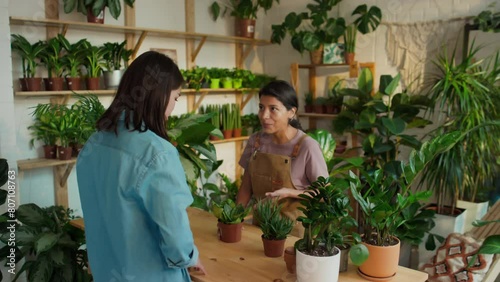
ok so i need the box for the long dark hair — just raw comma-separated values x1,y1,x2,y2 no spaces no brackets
259,80,303,130
97,51,183,140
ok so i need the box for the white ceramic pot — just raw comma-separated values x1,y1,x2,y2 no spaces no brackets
296,247,340,282
457,200,489,232
103,69,125,89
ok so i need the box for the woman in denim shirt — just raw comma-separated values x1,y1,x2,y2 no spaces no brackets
77,51,206,281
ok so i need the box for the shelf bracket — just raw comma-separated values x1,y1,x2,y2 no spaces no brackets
193,91,208,110
53,163,74,209
132,31,148,59
240,43,255,65
241,92,255,110
191,36,207,62
61,24,69,37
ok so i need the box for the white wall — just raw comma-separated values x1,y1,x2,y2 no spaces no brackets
1,0,496,228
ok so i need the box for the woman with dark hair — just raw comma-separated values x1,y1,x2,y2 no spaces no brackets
236,80,328,236
77,51,206,281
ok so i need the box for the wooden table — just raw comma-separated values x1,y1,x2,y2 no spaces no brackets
70,208,429,282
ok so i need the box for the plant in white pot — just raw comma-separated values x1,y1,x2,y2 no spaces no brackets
295,176,368,282
101,40,132,89
254,198,294,257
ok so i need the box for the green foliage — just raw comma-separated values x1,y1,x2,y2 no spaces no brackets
241,113,261,132
211,198,250,224
0,201,91,282
232,104,241,129
271,1,381,53
0,158,7,189
473,8,500,32
40,36,65,78
101,40,132,71
183,66,208,91
210,0,279,21
70,95,106,145
422,44,500,209
59,35,87,77
11,34,46,78
81,41,105,78
221,104,235,131
63,0,135,20
307,129,336,171
468,219,500,267
247,73,276,89
296,176,364,259
304,92,313,106
254,198,293,240
28,103,62,147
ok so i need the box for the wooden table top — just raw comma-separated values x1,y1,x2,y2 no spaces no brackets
70,208,429,282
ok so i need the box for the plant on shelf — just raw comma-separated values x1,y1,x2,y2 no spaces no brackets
325,79,344,114
0,202,92,282
166,112,223,211
101,40,132,89
40,36,65,91
241,113,260,135
232,68,255,89
28,103,61,159
221,104,235,138
473,7,500,32
82,41,105,90
10,34,46,91
303,91,313,113
70,95,106,155
254,198,294,257
210,0,280,37
63,0,135,22
60,36,87,90
295,176,368,281
211,198,251,243
206,67,224,88
313,96,327,113
232,103,242,137
184,66,208,91
220,68,234,89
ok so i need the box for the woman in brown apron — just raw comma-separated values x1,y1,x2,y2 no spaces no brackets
237,80,329,237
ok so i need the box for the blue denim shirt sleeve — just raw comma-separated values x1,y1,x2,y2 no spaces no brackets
136,150,199,269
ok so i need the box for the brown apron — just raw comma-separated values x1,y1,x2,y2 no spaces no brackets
248,133,308,237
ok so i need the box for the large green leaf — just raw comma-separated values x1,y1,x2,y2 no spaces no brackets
357,68,373,94
307,129,335,165
35,232,60,253
381,117,405,135
17,204,48,228
28,257,53,282
477,235,500,254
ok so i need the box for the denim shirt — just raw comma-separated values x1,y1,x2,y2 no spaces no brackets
76,116,198,282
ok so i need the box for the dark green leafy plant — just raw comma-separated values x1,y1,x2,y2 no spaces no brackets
11,34,46,78
70,94,106,145
40,36,65,78
28,103,61,147
101,40,132,71
59,36,87,78
254,198,293,240
473,9,500,32
63,0,135,20
0,202,92,282
468,219,500,267
82,41,105,78
210,0,279,20
211,198,250,224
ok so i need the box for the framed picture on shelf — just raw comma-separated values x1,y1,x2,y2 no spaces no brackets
150,48,178,64
323,43,345,64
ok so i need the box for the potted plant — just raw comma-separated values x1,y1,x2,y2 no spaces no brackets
63,0,135,24
295,176,368,282
70,95,106,156
220,68,234,89
232,68,254,89
28,103,60,159
60,36,87,90
101,40,132,89
342,5,382,64
211,198,250,243
221,104,235,138
0,202,92,282
325,80,344,114
82,41,105,90
40,36,65,91
10,34,46,91
304,91,313,113
254,198,294,257
184,66,208,91
241,113,260,135
206,67,224,89
232,103,242,137
210,0,280,38
313,96,327,113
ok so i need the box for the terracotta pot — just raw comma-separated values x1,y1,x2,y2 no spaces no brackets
261,236,286,257
344,52,355,65
72,143,84,157
304,105,313,113
309,45,324,65
283,246,296,274
87,7,105,24
44,77,64,91
57,146,73,160
22,77,42,91
233,128,242,138
66,77,82,91
222,129,233,139
209,135,222,141
86,77,100,90
313,105,325,113
358,237,400,281
235,18,256,38
217,221,242,243
43,145,57,159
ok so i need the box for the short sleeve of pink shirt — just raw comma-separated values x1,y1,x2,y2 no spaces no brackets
238,130,328,190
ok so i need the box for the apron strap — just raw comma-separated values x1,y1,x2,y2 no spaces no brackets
254,133,261,151
291,134,308,158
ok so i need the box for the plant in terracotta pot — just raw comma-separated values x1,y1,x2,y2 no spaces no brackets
221,103,235,139
28,103,60,159
60,36,87,90
40,36,65,91
254,198,294,257
325,80,344,114
211,198,250,243
303,91,313,113
10,34,46,91
63,0,135,24
232,103,242,137
295,176,368,282
101,40,132,89
210,0,280,38
82,41,105,90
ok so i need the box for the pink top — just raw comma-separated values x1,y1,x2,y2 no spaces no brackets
239,130,329,190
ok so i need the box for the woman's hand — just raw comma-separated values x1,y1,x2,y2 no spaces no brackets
265,188,301,199
189,258,207,275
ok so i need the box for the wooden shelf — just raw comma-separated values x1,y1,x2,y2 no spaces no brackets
210,136,249,144
298,63,351,69
17,157,76,171
181,88,258,94
15,90,116,97
298,112,338,119
9,17,271,46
